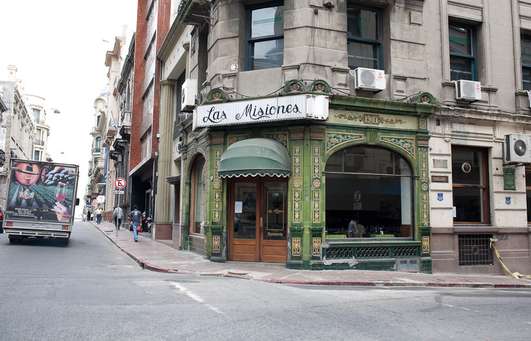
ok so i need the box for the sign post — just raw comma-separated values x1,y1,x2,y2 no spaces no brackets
114,178,127,205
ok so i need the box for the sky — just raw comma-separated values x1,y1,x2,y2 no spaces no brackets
0,0,137,209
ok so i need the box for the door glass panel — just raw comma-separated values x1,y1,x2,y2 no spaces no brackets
263,182,287,240
234,183,256,239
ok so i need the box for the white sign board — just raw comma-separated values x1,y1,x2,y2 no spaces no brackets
96,195,105,204
194,94,329,129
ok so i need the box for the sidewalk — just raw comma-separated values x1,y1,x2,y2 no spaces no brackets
91,221,531,289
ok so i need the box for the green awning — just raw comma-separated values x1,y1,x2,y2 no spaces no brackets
218,138,291,178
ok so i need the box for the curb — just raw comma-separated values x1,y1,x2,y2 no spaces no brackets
91,222,179,274
89,222,531,289
259,278,531,289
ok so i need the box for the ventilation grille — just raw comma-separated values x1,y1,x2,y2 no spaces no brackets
458,234,493,266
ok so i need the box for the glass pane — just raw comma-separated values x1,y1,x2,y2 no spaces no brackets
263,182,287,240
527,189,531,222
326,146,411,176
193,157,206,234
449,24,472,55
251,39,283,70
325,173,413,238
234,183,257,239
452,147,482,185
522,36,531,65
251,6,283,38
450,56,473,81
348,41,378,69
453,187,482,222
523,67,531,90
347,7,378,40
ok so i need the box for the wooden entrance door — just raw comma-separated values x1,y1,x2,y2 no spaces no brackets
228,180,288,262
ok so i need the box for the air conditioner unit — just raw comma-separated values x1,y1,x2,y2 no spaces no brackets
504,134,531,164
455,80,482,102
181,79,198,112
351,67,386,92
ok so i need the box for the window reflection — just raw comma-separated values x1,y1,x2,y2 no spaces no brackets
325,146,413,239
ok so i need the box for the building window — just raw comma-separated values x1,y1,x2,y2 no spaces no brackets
32,108,41,123
526,167,531,222
452,146,489,223
449,21,477,81
140,131,151,161
347,5,383,69
247,2,284,70
325,146,414,239
94,137,102,153
33,149,42,161
522,34,531,90
190,155,206,234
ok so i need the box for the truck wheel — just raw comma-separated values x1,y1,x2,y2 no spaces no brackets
8,236,21,244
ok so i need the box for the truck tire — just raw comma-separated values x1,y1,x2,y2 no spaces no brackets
8,235,21,244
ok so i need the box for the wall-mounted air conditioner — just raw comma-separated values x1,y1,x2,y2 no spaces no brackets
455,80,482,102
350,67,386,92
181,79,198,112
504,134,531,164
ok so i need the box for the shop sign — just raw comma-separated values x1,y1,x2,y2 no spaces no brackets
194,94,329,129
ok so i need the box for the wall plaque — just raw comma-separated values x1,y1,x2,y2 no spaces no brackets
431,175,448,183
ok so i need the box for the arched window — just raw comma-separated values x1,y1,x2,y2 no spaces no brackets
325,145,414,239
190,155,206,234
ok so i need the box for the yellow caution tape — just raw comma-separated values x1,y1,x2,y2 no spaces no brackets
490,238,531,280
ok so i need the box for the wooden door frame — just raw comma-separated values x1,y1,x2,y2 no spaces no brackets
227,177,288,262
227,179,261,261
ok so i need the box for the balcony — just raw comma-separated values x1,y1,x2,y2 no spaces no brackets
177,0,210,25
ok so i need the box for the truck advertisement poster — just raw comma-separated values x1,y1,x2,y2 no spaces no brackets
6,160,78,224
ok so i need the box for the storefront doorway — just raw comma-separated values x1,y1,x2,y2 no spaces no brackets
228,180,287,262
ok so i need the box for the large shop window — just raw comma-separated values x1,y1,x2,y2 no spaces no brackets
325,146,414,239
190,156,206,234
449,21,477,81
247,2,284,70
347,5,383,69
452,146,490,224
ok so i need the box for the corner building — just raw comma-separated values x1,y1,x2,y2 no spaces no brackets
162,0,435,271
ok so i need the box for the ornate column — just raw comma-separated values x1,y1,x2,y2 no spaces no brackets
153,80,175,239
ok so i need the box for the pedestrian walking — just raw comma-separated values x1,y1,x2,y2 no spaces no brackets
129,206,142,242
87,210,92,221
95,207,103,224
112,206,124,231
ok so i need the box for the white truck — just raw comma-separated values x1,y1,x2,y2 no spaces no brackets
3,159,79,245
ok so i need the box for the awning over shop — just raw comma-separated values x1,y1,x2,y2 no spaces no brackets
218,138,291,178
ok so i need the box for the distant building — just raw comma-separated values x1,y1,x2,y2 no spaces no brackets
110,34,135,214
0,65,35,206
25,94,51,161
86,96,107,211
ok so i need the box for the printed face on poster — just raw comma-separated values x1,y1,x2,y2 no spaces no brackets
6,161,78,223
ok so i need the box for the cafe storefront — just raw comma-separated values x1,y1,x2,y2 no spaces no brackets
181,85,435,272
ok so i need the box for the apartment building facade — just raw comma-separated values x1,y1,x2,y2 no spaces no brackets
129,0,171,228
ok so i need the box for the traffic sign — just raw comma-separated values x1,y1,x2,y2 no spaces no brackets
115,177,127,190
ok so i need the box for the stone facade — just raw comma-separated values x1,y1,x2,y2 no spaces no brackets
146,0,531,273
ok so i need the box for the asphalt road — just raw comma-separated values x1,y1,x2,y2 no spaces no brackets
1,222,531,341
